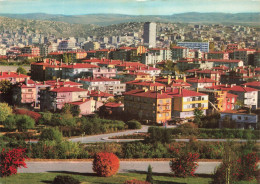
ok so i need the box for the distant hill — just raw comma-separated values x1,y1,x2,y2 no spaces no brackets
0,12,259,26
0,16,97,38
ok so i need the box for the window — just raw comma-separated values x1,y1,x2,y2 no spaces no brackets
159,100,163,104
158,114,162,117
28,89,32,92
237,116,241,120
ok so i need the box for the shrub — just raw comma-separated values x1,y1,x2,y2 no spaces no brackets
169,152,199,177
52,175,80,184
16,115,35,132
0,103,13,122
126,120,142,129
146,164,153,184
14,108,41,122
92,152,120,177
39,128,63,142
125,179,151,184
0,148,27,177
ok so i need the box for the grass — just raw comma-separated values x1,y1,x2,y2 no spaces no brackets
0,173,257,184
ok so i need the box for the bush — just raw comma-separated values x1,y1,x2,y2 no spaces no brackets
169,152,199,177
126,120,142,129
39,128,63,142
125,179,151,184
16,115,35,132
52,175,80,184
0,148,27,177
14,108,41,123
93,152,120,177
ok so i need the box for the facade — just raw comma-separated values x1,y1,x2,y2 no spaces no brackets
234,49,255,66
124,89,172,124
171,46,189,60
177,42,209,52
143,22,157,48
0,71,30,84
254,51,260,67
228,85,258,110
125,80,165,92
220,110,258,129
90,67,117,78
207,51,229,60
242,81,260,108
166,88,208,119
40,86,88,111
78,77,125,95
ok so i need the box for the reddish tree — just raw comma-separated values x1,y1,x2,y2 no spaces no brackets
92,152,120,177
14,108,41,122
170,152,199,177
0,148,28,177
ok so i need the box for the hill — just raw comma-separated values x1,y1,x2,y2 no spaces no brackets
0,12,259,26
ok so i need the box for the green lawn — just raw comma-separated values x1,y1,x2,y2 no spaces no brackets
0,173,257,184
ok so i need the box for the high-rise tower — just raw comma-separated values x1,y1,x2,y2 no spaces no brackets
143,22,156,48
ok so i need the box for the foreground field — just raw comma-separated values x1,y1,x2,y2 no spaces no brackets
0,173,257,184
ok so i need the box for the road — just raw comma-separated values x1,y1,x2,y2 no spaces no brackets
69,125,150,143
0,65,30,72
18,161,221,175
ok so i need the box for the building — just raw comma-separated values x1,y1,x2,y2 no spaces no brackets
125,80,165,92
166,88,208,119
40,86,88,111
228,85,258,110
77,77,126,95
242,81,260,108
171,46,189,60
177,42,209,52
254,51,260,67
0,71,30,84
186,77,216,89
143,22,157,48
84,41,100,51
124,89,172,124
207,51,229,60
234,49,255,66
220,110,258,129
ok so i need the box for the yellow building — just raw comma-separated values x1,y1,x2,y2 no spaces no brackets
166,88,208,118
124,89,171,124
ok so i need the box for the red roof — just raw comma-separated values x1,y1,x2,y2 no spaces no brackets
80,77,119,82
166,88,207,97
185,69,200,73
69,99,91,105
186,77,216,83
242,81,260,87
206,59,241,63
226,93,238,98
62,63,99,69
124,89,171,99
126,80,165,87
196,69,220,74
126,72,150,76
45,80,82,87
104,102,123,108
48,51,64,55
0,72,29,79
88,90,113,97
50,87,87,92
171,46,186,49
228,85,258,92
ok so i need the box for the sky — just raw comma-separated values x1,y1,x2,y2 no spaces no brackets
0,0,259,15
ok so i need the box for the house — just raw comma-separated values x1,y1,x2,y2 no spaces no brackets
125,80,165,92
186,77,216,89
78,77,125,95
39,86,88,111
68,98,103,116
242,81,260,108
90,67,117,78
166,88,208,119
0,71,30,84
207,51,229,60
228,85,258,110
124,89,172,124
155,76,191,88
103,102,124,114
220,110,258,129
61,63,99,79
88,90,114,102
116,71,152,83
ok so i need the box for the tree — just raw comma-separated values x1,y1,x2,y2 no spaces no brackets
61,104,80,117
3,115,17,130
39,128,63,142
0,103,13,122
16,115,35,132
126,120,142,129
235,100,244,109
39,111,53,125
0,148,27,177
0,80,13,103
146,164,153,184
16,66,27,75
170,152,199,177
93,152,120,177
193,107,204,126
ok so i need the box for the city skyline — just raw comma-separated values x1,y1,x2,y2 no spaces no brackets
0,0,260,15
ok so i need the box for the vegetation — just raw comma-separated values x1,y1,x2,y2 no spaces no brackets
39,128,63,142
126,120,142,129
0,103,13,122
52,175,80,184
93,152,120,177
16,66,27,75
170,152,199,177
146,165,153,184
0,148,27,177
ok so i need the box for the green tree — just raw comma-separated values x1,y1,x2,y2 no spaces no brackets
16,66,27,75
39,111,53,125
193,107,204,126
146,164,153,184
16,115,35,132
3,115,17,130
0,103,13,122
63,54,68,63
39,127,63,142
61,104,80,117
61,103,71,114
235,100,244,109
0,80,12,94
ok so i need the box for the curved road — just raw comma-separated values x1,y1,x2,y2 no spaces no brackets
18,161,221,175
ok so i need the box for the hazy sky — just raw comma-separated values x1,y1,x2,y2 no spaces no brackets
0,0,259,15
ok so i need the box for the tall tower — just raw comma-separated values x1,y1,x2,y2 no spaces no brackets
143,22,156,48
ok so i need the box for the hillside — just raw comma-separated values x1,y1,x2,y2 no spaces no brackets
0,12,259,26
0,16,97,38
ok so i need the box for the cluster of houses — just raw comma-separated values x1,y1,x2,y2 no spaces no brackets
1,46,259,129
